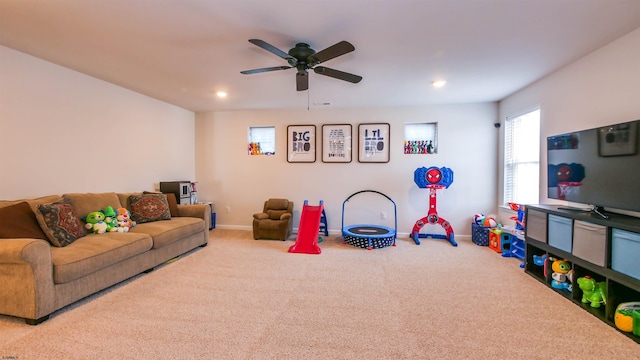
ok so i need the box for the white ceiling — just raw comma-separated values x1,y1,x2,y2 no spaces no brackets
1,0,640,112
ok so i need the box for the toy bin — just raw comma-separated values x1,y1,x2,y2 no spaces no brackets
471,223,490,246
572,220,606,266
548,214,573,253
611,229,640,280
526,208,547,243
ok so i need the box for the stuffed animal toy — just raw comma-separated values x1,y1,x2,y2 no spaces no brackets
82,211,109,234
102,206,118,232
115,207,135,232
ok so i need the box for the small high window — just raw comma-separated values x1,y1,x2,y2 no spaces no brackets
404,123,437,154
248,126,275,155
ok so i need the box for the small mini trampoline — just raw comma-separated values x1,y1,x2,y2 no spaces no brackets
342,190,397,250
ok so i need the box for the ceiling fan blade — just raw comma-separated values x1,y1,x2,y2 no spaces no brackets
296,70,309,91
309,41,355,65
241,66,292,75
248,39,294,61
313,66,362,83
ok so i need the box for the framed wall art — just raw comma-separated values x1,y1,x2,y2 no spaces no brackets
322,124,352,163
287,125,316,163
358,123,390,163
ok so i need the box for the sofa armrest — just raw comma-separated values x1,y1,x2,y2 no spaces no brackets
280,213,292,221
176,204,211,230
253,213,269,220
0,239,56,321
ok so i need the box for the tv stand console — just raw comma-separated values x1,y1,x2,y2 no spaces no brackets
555,205,609,219
524,205,640,343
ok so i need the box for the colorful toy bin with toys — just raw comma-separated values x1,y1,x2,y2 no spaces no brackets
471,213,498,246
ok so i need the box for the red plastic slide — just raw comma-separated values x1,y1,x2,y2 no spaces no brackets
288,200,323,254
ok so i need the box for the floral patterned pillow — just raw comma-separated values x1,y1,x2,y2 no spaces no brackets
36,198,86,247
129,194,171,224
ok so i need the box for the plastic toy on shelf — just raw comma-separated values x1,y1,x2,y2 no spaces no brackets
577,276,607,308
550,257,572,291
533,254,547,267
615,302,640,334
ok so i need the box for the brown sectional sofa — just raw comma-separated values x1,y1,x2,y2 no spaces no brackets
0,192,210,325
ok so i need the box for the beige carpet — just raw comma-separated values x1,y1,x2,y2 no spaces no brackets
1,229,638,359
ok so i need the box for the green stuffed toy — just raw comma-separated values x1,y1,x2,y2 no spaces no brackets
82,206,119,234
82,211,109,234
102,206,118,232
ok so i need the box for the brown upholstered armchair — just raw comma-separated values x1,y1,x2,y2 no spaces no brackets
252,198,294,240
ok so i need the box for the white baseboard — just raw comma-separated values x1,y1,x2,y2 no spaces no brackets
212,225,472,241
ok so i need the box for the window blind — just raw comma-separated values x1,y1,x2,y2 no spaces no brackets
504,109,540,205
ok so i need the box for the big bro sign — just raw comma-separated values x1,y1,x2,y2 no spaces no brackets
292,130,312,152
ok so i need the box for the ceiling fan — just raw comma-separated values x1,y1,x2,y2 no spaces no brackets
240,39,363,91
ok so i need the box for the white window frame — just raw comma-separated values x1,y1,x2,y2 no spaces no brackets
403,122,438,154
503,107,540,206
248,126,276,155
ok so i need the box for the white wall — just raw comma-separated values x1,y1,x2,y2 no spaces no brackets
497,27,640,220
0,46,196,199
195,104,498,237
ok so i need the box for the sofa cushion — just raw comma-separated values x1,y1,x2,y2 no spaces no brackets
51,232,153,284
0,195,63,210
63,192,123,219
129,194,171,224
267,209,287,220
0,202,49,240
117,192,141,210
36,198,86,247
130,217,204,249
143,191,179,217
165,193,180,217
266,198,289,210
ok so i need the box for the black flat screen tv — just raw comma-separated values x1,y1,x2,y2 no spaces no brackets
547,119,640,216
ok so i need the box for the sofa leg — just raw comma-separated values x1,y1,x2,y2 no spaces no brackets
199,243,208,247
25,315,49,325
143,267,154,273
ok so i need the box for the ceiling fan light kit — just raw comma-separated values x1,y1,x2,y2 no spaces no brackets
241,39,362,91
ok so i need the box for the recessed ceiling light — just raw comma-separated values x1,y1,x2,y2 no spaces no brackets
216,91,228,98
432,80,446,88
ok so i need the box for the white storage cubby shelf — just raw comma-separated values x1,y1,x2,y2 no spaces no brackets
524,205,640,343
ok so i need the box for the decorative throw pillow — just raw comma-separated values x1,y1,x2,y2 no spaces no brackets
143,191,179,217
0,202,49,240
36,198,86,247
129,194,171,224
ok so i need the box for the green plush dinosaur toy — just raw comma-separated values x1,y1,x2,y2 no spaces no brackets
577,276,607,308
102,206,118,232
